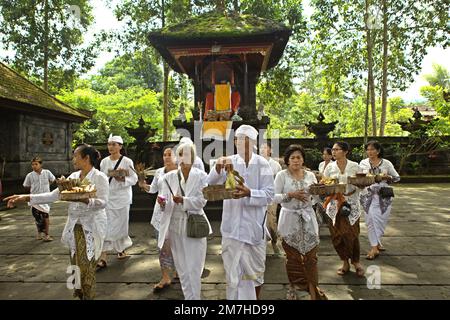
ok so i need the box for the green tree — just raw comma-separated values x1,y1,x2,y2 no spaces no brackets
113,0,206,141
0,0,100,93
57,85,164,143
310,0,448,137
423,63,450,90
90,50,162,94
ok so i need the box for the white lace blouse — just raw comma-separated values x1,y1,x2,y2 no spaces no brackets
273,169,319,254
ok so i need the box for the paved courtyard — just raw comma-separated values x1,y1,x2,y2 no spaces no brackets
0,183,449,300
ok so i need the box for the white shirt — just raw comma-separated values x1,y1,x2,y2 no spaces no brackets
23,169,55,194
100,156,138,209
30,167,109,260
147,167,177,230
266,158,282,177
23,169,55,213
359,158,400,182
193,156,205,172
207,153,274,245
318,160,334,174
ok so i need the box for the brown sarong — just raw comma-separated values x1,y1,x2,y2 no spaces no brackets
281,241,327,300
327,213,361,263
70,224,97,300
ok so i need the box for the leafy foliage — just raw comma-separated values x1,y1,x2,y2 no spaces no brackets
0,0,101,93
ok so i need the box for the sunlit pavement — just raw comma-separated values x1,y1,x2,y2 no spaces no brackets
1,183,449,300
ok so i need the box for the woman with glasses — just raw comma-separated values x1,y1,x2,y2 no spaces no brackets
359,141,400,260
274,144,327,300
323,141,364,277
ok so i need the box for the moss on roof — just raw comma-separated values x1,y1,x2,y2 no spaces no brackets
0,62,89,121
156,11,290,39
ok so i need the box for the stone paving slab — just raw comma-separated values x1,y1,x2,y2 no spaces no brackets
0,183,449,300
1,252,449,285
0,282,449,300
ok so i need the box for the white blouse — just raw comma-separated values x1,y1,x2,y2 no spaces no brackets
147,167,176,231
30,167,108,261
273,169,319,254
323,160,362,225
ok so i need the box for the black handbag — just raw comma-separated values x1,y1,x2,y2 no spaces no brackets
177,171,209,238
379,186,394,198
186,214,210,238
339,201,352,217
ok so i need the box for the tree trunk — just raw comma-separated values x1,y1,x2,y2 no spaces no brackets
233,0,240,12
364,80,370,145
161,0,169,141
365,0,377,136
379,0,388,136
162,62,169,141
43,0,49,91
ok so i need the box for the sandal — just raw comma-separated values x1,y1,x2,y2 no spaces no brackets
153,281,171,293
286,287,298,300
377,245,386,251
366,249,380,260
42,235,53,242
36,233,43,240
337,266,350,276
96,259,107,271
117,251,129,259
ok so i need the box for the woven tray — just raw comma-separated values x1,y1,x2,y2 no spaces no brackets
60,191,97,201
348,175,376,187
56,178,81,191
107,169,129,177
309,183,346,196
202,185,235,201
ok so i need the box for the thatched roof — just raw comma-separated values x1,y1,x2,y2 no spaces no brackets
0,62,89,122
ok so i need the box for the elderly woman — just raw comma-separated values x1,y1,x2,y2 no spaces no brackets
323,141,364,277
359,140,400,260
158,142,212,300
274,144,327,300
4,144,108,299
139,144,177,292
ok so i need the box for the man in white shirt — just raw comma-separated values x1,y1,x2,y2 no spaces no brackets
260,142,283,256
207,125,274,300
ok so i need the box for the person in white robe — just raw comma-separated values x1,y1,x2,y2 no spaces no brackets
207,124,274,300
138,144,177,292
179,136,205,171
4,144,108,299
98,135,138,268
260,142,283,255
158,143,211,300
359,140,400,260
323,141,364,277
